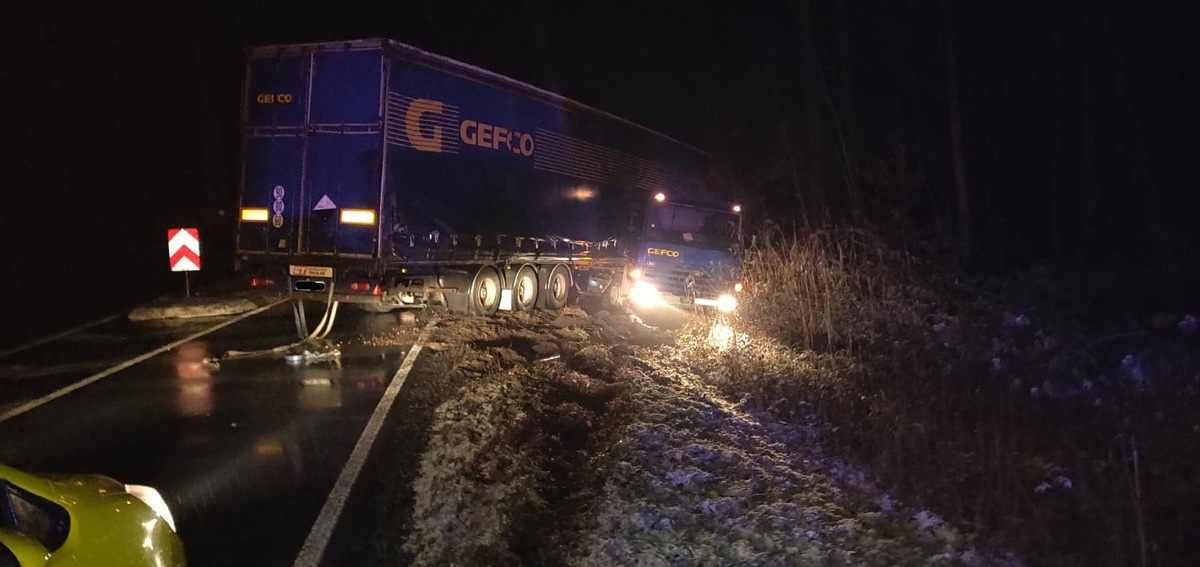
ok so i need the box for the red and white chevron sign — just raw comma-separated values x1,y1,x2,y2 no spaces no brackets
167,228,201,272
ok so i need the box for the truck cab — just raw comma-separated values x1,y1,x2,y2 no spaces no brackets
623,192,743,314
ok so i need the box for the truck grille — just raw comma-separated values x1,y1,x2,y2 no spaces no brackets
642,265,724,299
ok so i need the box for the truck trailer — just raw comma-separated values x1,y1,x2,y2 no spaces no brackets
235,38,742,315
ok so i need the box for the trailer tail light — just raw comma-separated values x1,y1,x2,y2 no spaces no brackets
250,277,276,288
241,208,269,222
349,282,372,292
340,209,376,225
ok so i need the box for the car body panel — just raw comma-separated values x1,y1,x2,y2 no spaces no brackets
0,464,185,567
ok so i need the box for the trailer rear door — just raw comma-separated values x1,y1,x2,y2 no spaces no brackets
239,45,385,258
300,49,385,257
238,53,309,255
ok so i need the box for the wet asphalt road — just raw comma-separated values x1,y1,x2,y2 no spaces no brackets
0,301,423,566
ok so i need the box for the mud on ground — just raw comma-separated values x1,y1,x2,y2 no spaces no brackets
342,306,1010,566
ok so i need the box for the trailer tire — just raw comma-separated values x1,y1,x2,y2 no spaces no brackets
358,302,396,313
469,265,503,315
512,265,539,311
539,264,571,310
604,277,625,309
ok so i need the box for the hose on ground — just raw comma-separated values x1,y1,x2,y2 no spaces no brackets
221,285,340,361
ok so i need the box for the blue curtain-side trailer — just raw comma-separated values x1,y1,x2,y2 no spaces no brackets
235,39,741,315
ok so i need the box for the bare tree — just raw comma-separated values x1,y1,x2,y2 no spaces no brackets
1050,0,1065,256
942,0,971,264
797,0,826,221
768,71,813,231
1099,0,1167,265
1079,17,1099,259
835,0,862,219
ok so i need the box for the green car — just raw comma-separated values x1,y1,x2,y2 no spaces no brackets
0,464,184,566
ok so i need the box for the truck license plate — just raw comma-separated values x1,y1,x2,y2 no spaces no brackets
289,265,334,278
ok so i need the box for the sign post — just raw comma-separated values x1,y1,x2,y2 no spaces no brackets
167,228,201,298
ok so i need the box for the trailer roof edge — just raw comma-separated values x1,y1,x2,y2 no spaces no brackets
244,38,709,158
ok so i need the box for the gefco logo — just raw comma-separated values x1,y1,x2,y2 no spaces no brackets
647,247,680,258
405,98,534,157
256,93,294,104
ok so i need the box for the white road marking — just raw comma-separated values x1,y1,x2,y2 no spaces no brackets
293,318,438,567
0,314,122,360
0,300,288,425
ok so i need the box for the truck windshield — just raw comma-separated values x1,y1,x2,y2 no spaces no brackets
644,203,738,250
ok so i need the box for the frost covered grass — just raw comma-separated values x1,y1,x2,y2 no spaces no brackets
567,350,1007,566
725,228,1200,566
389,261,1195,566
401,308,1024,566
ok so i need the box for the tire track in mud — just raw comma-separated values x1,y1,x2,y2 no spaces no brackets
321,307,667,564
317,316,468,565
378,308,1002,566
323,307,669,566
403,308,671,566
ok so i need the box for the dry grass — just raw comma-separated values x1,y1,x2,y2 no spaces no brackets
738,228,934,353
399,296,1016,566
715,227,1200,566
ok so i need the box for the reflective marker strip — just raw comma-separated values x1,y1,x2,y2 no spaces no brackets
338,209,376,225
293,318,437,567
241,208,270,222
0,300,288,425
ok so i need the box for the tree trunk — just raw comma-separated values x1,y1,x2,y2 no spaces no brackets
1079,24,1098,260
943,0,971,265
1099,0,1167,265
797,0,826,222
836,0,862,220
769,72,812,231
1050,0,1064,257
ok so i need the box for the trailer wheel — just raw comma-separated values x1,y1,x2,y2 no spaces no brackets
539,264,571,310
512,265,539,311
358,302,396,313
604,277,625,309
469,265,502,315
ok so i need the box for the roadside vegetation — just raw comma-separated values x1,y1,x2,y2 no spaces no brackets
388,307,1012,565
354,231,1195,567
717,228,1199,566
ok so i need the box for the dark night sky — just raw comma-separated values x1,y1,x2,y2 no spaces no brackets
3,1,762,277
2,0,1197,340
